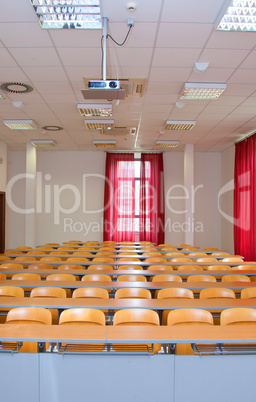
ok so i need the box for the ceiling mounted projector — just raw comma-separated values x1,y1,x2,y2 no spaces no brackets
81,18,126,101
81,79,125,100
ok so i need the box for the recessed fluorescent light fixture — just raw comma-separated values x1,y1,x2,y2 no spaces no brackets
30,139,56,147
165,120,196,130
216,0,256,32
4,119,38,130
0,89,6,100
94,140,116,148
30,0,102,30
85,119,114,129
155,141,179,148
180,83,226,100
78,103,112,117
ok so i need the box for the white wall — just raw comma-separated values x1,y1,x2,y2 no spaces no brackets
163,152,185,245
164,152,223,249
194,152,222,250
0,140,7,191
6,151,106,248
6,151,26,247
6,149,224,249
220,146,235,253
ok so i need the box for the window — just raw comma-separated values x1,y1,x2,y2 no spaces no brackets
104,153,165,244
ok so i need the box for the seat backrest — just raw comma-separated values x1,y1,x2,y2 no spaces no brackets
30,286,67,298
147,265,173,271
200,288,236,299
14,256,36,262
58,264,84,271
118,258,140,262
95,252,116,257
211,252,230,257
87,265,112,272
49,251,68,256
241,288,256,299
235,264,256,270
188,253,207,258
170,258,193,263
73,252,93,256
27,251,46,255
72,287,109,299
157,288,194,299
92,258,115,263
187,275,216,283
196,258,218,262
65,257,89,263
152,274,182,283
118,252,139,256
167,308,213,326
29,264,53,270
0,263,24,270
115,288,152,299
113,308,160,326
40,257,62,262
0,286,24,297
117,265,143,270
81,274,112,282
116,274,147,282
11,273,41,281
221,274,250,282
59,308,105,325
177,265,203,271
6,307,52,325
166,252,185,258
207,265,231,271
221,308,256,325
157,287,194,299
222,257,244,263
144,258,166,264
46,274,76,281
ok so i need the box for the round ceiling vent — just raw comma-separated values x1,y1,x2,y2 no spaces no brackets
0,82,34,94
42,125,63,131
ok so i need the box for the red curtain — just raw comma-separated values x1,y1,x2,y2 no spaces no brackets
103,153,135,241
139,153,165,245
234,134,256,261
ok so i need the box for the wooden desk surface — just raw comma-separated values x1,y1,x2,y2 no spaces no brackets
0,280,256,291
5,253,244,261
0,297,256,311
0,260,250,267
1,267,256,278
0,324,255,344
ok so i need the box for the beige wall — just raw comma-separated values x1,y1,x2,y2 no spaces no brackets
164,152,222,249
6,149,229,249
6,151,106,248
0,140,7,191
220,145,235,253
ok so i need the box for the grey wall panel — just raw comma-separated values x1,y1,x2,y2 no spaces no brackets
40,354,175,402
175,355,256,402
0,353,39,402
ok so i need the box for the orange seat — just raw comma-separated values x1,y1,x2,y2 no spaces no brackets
187,275,216,283
5,307,52,352
115,288,151,299
221,274,250,283
117,274,147,282
167,308,213,354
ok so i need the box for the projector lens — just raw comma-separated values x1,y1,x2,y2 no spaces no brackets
109,81,117,88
